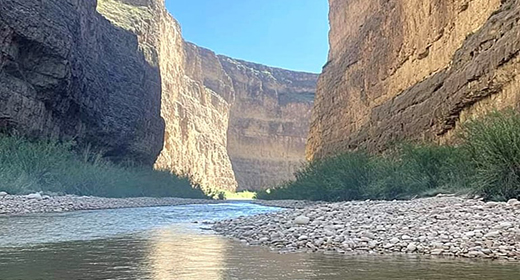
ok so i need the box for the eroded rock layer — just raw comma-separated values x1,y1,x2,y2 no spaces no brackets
0,0,165,164
98,0,318,191
307,0,520,160
97,0,237,191
219,58,318,191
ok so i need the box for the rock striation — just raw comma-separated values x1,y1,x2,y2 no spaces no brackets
97,0,318,191
97,0,237,192
0,0,165,164
1,0,317,192
219,58,318,191
307,0,520,160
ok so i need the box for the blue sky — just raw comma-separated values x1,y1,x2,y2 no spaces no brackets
166,0,329,73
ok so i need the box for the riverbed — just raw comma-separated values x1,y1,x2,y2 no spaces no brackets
1,202,519,280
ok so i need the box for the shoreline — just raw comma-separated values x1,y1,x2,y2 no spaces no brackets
0,193,218,215
213,196,520,261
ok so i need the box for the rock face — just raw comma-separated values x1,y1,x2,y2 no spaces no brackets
0,0,165,164
1,0,316,191
307,0,520,160
179,45,318,191
219,58,318,191
97,0,237,191
98,0,317,191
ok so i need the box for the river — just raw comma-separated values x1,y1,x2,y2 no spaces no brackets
0,202,518,280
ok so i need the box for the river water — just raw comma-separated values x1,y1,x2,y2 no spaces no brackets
0,202,518,280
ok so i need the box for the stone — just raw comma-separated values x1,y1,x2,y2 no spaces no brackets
294,216,311,225
389,238,400,244
406,243,417,252
431,249,444,256
507,199,519,206
484,231,501,238
498,222,513,229
0,192,7,198
26,193,42,200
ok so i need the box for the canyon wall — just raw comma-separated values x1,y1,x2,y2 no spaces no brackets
308,0,520,160
98,0,317,191
0,0,316,191
218,57,317,191
97,0,237,192
0,0,165,165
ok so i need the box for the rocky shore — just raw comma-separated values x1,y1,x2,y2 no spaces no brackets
0,192,215,215
213,196,520,261
252,199,321,209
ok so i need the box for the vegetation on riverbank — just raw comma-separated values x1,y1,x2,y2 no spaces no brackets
0,136,208,199
257,110,520,202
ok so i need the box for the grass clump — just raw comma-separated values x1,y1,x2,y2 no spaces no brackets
460,109,520,200
259,109,520,202
0,135,208,199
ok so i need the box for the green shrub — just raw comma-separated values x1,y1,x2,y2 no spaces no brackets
460,109,520,200
0,135,208,199
260,109,520,202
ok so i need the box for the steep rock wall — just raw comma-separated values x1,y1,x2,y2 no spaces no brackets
98,0,318,191
0,0,165,164
307,0,519,159
97,0,237,191
218,57,318,191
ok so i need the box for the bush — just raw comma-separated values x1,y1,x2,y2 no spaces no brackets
257,145,469,202
460,109,520,200
0,135,208,199
260,109,520,202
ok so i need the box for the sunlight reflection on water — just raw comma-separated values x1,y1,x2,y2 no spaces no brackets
0,203,519,280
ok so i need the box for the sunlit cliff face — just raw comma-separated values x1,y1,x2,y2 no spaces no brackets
97,0,318,192
97,0,237,192
306,0,520,160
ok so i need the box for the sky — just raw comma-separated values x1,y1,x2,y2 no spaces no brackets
166,0,329,73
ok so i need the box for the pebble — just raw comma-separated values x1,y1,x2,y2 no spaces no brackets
213,197,520,261
26,193,42,200
294,216,310,225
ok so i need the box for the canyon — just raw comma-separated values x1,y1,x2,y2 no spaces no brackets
0,0,316,192
307,0,520,160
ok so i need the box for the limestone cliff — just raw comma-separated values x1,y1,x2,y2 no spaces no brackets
97,0,237,191
1,0,316,191
307,0,520,160
0,0,164,165
98,0,318,191
218,57,317,191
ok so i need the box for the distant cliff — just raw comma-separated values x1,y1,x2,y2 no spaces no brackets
98,0,318,191
307,0,520,160
219,57,317,191
0,0,165,165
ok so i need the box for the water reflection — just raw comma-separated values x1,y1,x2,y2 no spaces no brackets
146,228,225,280
0,203,519,280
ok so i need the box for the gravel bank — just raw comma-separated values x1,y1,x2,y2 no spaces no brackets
213,196,520,261
252,200,321,209
0,192,216,215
